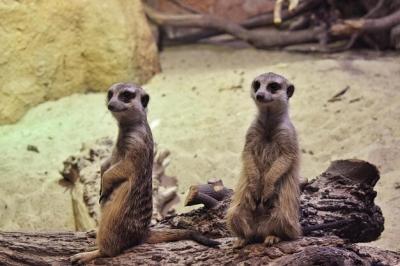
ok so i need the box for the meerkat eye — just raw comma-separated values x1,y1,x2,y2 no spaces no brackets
120,91,136,103
252,80,260,92
107,91,113,101
268,82,281,93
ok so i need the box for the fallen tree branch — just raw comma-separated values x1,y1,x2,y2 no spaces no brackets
325,0,388,52
144,4,255,43
145,3,324,49
331,8,400,36
148,0,400,50
161,0,323,44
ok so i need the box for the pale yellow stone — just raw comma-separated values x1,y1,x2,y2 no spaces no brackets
0,0,160,124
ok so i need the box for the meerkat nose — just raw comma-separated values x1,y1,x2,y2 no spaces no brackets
256,94,265,101
108,103,117,112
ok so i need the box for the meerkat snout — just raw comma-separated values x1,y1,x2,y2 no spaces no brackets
107,100,125,112
255,91,273,103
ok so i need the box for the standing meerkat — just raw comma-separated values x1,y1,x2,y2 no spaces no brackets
71,83,218,264
226,72,301,248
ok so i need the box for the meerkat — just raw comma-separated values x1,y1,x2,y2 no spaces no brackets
226,72,301,248
71,83,218,264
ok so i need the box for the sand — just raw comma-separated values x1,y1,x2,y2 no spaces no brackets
0,45,398,251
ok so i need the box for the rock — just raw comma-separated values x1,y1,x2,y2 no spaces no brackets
27,145,40,153
0,0,160,124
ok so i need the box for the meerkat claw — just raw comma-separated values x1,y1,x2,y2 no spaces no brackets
70,250,102,265
70,253,87,265
264,235,281,246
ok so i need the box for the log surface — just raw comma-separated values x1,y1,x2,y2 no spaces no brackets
0,232,399,265
1,160,398,265
164,160,384,243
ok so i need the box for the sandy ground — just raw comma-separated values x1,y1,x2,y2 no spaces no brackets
0,45,399,251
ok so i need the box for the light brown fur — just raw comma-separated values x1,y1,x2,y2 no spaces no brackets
226,73,301,248
71,83,218,265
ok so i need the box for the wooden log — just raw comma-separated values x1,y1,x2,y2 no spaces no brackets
144,3,324,49
0,159,397,265
169,159,384,243
161,0,323,44
148,0,400,50
0,233,399,265
331,9,400,36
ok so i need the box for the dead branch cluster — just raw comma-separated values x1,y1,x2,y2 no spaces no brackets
145,0,400,52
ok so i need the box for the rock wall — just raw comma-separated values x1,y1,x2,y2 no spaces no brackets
0,0,160,124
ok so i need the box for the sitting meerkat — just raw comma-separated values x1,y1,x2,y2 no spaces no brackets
226,72,301,248
71,83,218,264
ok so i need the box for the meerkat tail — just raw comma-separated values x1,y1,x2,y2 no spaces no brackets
145,229,220,247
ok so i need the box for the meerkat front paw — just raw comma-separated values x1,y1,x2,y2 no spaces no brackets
261,184,275,204
264,235,281,246
70,252,89,265
244,192,257,210
70,250,101,265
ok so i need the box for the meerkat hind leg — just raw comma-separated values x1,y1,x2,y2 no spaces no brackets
70,249,102,264
264,235,281,246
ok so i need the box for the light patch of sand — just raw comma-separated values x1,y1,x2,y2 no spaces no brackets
0,45,398,251
0,94,116,230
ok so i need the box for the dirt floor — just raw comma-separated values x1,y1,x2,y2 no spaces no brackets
0,45,399,251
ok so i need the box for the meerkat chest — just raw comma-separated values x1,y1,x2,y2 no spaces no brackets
254,139,281,172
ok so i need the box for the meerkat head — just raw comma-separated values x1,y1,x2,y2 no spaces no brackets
251,72,294,111
106,83,150,123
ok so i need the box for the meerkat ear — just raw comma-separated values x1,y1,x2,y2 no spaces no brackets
287,85,295,98
141,93,150,108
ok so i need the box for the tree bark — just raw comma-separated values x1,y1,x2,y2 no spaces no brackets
1,159,396,265
0,233,399,265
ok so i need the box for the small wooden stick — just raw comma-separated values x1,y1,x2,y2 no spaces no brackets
185,178,232,208
185,186,219,209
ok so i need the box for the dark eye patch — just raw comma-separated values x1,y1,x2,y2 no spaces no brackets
119,91,136,103
252,80,260,92
107,91,113,100
268,82,281,93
